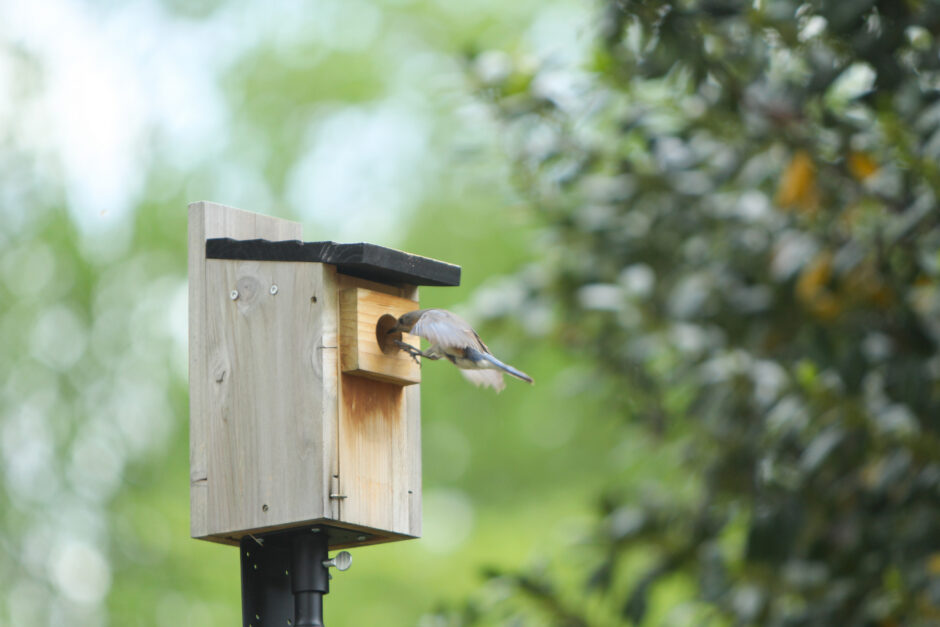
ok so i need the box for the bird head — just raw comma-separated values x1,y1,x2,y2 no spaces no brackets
387,309,424,334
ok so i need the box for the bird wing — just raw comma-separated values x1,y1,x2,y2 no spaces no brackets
459,368,506,392
411,309,484,350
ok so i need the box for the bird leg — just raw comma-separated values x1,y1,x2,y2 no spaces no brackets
394,340,439,364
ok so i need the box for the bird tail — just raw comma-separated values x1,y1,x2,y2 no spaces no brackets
482,353,534,384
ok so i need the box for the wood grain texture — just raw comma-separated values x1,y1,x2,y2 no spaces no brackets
336,278,422,538
205,259,333,536
188,201,301,539
337,375,415,536
317,264,341,521
339,287,422,386
402,285,422,537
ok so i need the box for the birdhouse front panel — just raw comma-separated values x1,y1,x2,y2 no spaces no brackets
336,277,421,538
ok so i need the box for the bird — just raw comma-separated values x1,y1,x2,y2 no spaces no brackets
387,308,533,392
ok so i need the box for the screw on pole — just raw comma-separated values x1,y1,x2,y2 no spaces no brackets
323,551,352,572
240,527,356,627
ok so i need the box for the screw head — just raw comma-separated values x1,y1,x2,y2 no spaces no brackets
270,284,278,295
230,290,239,300
323,551,353,572
356,535,367,542
333,551,353,571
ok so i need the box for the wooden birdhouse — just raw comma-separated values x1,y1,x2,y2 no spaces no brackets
188,201,460,550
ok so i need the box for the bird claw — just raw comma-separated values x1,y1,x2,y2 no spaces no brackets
394,340,424,364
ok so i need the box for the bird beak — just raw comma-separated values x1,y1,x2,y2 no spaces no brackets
386,323,400,335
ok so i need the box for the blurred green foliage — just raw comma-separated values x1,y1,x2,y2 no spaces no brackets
0,1,636,626
425,0,940,625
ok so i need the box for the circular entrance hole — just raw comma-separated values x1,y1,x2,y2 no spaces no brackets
376,314,401,355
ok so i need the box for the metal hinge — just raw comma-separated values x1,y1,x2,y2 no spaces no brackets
329,474,346,499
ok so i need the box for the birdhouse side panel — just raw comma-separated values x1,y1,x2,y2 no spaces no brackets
405,381,421,537
189,201,302,540
203,259,337,538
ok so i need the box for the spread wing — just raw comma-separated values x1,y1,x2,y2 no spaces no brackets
460,368,506,392
411,309,487,351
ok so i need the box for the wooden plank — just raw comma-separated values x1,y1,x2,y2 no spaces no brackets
205,238,462,287
188,201,301,539
318,265,341,521
337,375,412,535
204,259,331,536
336,278,421,537
339,287,421,386
188,204,210,539
402,285,422,537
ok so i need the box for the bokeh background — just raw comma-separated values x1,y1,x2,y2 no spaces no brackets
0,1,605,625
3,0,940,626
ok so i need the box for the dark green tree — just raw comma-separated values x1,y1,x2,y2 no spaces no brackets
442,0,940,624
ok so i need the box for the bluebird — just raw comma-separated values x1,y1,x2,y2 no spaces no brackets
387,308,533,392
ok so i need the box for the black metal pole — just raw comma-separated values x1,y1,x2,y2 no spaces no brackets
242,527,357,627
291,533,330,627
